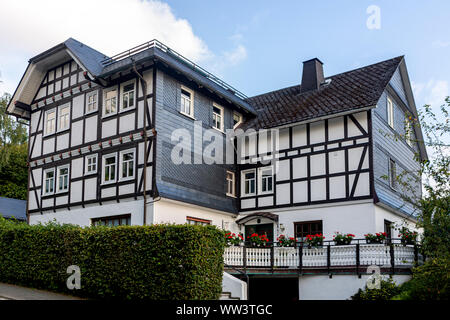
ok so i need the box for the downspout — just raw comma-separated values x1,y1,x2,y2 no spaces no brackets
132,64,149,225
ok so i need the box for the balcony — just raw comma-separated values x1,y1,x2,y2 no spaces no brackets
224,239,423,276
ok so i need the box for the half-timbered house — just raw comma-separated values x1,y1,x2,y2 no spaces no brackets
7,38,426,300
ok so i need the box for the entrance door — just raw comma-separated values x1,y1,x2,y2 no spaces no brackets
245,223,274,242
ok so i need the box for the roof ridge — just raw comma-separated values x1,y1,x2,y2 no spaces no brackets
325,55,404,80
247,56,404,100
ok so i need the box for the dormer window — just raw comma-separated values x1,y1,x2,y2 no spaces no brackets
180,86,194,117
120,80,135,112
212,103,224,132
103,87,117,117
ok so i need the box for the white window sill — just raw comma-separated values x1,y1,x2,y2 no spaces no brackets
258,191,274,196
101,180,117,186
241,193,256,198
179,111,196,120
119,105,136,114
85,108,98,116
212,127,225,134
102,111,118,119
226,194,237,198
84,171,97,176
119,176,135,182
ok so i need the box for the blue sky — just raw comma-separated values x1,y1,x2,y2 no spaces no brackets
1,0,449,110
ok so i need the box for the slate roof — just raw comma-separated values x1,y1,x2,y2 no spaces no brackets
0,197,27,221
243,56,404,130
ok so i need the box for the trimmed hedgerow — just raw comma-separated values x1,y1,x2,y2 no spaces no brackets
0,218,225,299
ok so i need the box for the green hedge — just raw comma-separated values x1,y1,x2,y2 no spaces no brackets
0,218,225,299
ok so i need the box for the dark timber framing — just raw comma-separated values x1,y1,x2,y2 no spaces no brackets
27,59,156,215
238,111,372,212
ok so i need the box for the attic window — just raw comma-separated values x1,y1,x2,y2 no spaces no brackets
387,97,395,128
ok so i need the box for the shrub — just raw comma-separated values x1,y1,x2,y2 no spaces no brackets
393,257,450,300
351,277,401,300
0,217,225,299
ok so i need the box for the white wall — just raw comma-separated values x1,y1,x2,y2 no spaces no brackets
153,198,239,232
374,204,420,236
299,274,411,300
29,198,151,227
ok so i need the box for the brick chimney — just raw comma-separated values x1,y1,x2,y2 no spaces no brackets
300,58,324,93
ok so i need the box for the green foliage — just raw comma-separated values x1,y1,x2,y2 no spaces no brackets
351,277,401,300
0,218,225,299
0,143,28,199
393,257,450,300
0,93,28,200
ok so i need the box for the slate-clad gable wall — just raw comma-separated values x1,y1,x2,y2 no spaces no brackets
154,70,237,214
372,83,422,217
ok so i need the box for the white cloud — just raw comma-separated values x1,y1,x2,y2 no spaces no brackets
432,40,450,49
0,0,212,62
223,45,247,66
412,79,449,109
0,0,250,96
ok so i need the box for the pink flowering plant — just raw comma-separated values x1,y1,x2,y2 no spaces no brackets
333,232,355,245
277,234,296,247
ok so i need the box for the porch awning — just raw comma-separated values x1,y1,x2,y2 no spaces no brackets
235,212,279,225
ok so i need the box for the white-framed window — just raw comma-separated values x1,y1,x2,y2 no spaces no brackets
212,103,224,132
102,153,117,184
103,87,117,117
56,164,70,193
226,171,235,197
241,169,256,196
86,90,98,114
389,158,397,189
258,166,273,195
119,149,135,181
180,86,194,117
186,216,211,226
233,112,242,129
85,154,98,175
58,103,70,131
43,168,55,195
120,80,136,112
405,119,413,147
387,97,395,129
44,108,56,136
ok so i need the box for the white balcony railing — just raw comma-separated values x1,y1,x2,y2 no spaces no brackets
224,241,422,269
